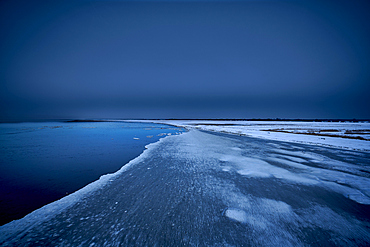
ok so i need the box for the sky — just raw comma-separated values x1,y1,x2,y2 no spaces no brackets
1,0,369,121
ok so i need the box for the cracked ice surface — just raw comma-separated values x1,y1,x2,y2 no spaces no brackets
1,130,370,246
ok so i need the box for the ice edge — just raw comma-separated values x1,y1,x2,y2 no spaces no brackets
0,133,182,242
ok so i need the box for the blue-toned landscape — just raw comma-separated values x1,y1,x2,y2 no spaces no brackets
0,121,184,226
1,120,370,246
1,0,370,245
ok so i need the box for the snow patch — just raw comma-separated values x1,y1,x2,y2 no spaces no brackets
142,120,370,151
225,208,247,223
237,170,272,178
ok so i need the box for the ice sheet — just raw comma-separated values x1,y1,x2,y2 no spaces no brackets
1,129,369,246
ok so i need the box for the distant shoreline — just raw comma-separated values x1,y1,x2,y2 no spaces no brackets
1,118,369,124
68,118,370,123
145,118,370,123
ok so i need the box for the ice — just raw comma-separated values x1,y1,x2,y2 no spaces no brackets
295,204,370,243
237,170,272,178
266,155,370,204
219,155,273,177
144,120,370,151
221,166,231,172
0,133,170,240
275,154,308,163
1,129,369,246
266,157,311,170
347,192,370,205
219,153,318,184
272,148,324,160
224,208,248,223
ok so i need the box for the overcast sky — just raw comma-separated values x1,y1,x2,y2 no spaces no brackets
1,0,369,121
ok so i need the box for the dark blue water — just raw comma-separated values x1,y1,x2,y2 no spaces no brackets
0,121,184,226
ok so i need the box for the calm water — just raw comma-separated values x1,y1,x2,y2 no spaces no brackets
0,121,184,226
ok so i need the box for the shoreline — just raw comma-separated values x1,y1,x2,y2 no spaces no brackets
129,120,370,152
0,121,185,226
0,129,184,241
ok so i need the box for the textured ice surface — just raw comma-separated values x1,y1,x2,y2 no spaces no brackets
225,208,247,223
219,153,318,185
1,130,369,246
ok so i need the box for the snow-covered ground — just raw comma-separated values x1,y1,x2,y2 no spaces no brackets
129,120,370,152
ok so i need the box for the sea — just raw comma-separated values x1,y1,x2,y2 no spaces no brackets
0,121,184,226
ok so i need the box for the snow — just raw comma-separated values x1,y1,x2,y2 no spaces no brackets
132,120,370,151
224,208,247,223
220,150,319,185
183,130,370,205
